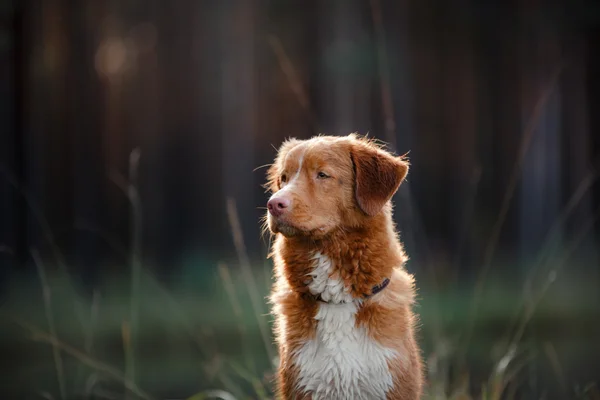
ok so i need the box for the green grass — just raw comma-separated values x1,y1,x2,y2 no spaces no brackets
2,257,600,400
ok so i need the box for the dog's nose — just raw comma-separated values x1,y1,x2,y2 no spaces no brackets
267,196,290,217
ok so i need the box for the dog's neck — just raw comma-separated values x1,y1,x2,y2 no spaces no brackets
275,212,404,300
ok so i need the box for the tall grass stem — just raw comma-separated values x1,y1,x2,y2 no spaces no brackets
226,198,275,364
32,248,66,400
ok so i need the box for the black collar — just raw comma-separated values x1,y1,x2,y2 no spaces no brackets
314,277,391,303
370,277,391,295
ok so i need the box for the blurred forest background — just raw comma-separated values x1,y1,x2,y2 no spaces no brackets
1,0,600,399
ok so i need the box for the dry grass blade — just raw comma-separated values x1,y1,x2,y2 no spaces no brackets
494,351,536,400
500,168,598,346
84,373,100,400
510,202,600,348
128,149,143,396
109,148,143,396
0,167,71,278
267,35,318,131
210,367,246,400
85,290,101,354
218,263,244,318
32,248,66,400
75,220,216,360
218,262,258,375
579,384,600,400
122,319,134,399
227,360,269,400
463,65,563,355
543,342,567,395
4,313,155,400
522,168,598,301
226,198,275,363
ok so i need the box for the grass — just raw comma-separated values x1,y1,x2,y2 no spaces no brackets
2,252,600,399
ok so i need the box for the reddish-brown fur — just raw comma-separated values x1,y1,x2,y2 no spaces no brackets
266,134,424,399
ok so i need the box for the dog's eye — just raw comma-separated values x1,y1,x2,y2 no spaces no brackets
317,172,330,179
281,174,287,183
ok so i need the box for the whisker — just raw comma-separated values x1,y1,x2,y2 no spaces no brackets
253,163,273,172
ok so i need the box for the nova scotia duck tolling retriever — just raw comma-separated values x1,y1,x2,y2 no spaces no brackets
265,133,423,400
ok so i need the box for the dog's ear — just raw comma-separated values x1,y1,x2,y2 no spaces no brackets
351,144,409,216
265,138,301,193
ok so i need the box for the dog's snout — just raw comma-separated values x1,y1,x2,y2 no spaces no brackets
267,196,290,217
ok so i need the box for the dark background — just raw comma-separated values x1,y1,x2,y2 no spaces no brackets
1,1,600,399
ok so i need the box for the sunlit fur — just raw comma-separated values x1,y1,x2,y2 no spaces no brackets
266,134,423,399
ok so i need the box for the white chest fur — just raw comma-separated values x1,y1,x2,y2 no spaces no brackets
292,253,397,399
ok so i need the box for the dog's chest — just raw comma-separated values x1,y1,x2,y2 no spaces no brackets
292,254,397,400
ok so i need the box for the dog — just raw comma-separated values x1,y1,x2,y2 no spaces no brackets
265,134,423,399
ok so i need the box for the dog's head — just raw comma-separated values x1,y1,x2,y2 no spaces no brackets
265,134,409,238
